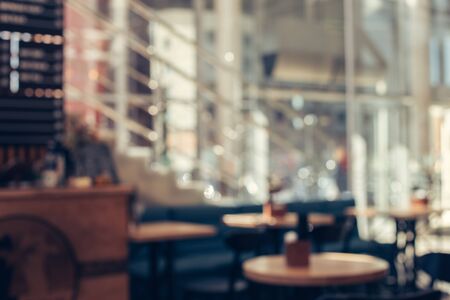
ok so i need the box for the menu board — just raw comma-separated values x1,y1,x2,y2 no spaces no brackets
0,0,64,145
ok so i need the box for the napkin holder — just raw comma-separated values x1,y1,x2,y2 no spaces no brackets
285,214,311,268
263,201,287,218
285,239,311,267
411,189,429,208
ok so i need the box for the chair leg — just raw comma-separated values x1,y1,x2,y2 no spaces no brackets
248,281,261,300
182,289,194,300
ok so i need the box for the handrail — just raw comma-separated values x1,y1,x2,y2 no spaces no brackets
64,90,156,106
259,100,331,147
66,84,241,190
66,67,300,164
129,0,246,80
68,0,399,105
66,0,306,156
66,0,241,111
165,147,241,191
131,1,407,107
66,0,321,179
66,85,159,142
128,67,152,90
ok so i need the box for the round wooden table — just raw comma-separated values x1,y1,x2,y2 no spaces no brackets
223,213,335,253
346,205,448,288
243,253,389,287
345,206,446,221
222,212,335,229
129,222,217,300
129,221,217,242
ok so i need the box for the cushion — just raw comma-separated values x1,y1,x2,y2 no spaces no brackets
138,206,170,222
168,205,239,226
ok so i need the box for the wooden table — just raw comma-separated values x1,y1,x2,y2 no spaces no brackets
129,222,217,242
222,212,335,229
345,206,445,221
222,212,335,253
346,206,447,288
244,253,389,287
129,222,217,300
387,207,445,221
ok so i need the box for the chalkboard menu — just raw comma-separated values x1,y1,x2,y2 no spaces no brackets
0,0,64,147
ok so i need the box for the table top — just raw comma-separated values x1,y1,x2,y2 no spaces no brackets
345,207,378,218
243,253,389,287
222,213,334,229
129,222,217,243
387,206,445,220
346,206,446,221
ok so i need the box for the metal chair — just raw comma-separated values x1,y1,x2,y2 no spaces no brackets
310,215,356,253
418,252,450,287
0,236,13,300
181,230,262,300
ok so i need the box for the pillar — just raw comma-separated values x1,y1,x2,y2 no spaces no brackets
112,0,129,153
409,0,431,160
215,0,242,193
345,0,370,238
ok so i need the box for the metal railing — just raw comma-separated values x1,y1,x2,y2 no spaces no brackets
66,83,242,191
64,0,330,200
65,0,312,147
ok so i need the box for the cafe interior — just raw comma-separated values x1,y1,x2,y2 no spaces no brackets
3,0,450,299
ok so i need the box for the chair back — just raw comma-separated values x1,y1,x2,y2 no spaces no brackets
310,214,356,252
224,230,262,255
223,231,262,300
418,252,450,285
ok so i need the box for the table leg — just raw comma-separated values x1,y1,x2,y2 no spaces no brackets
269,229,282,254
248,281,261,300
293,287,320,300
407,220,417,290
395,220,406,288
165,241,175,300
149,243,159,300
395,219,418,290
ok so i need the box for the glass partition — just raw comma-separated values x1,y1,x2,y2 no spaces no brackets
64,0,444,211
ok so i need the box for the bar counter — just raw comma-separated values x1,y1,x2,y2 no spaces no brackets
0,185,133,200
0,185,134,300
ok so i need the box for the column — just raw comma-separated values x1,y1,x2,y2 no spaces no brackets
409,0,431,160
194,0,205,179
111,0,129,153
374,108,389,211
441,110,450,208
345,0,370,238
215,0,242,193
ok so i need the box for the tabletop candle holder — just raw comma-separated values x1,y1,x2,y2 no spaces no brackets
263,176,287,219
285,214,311,267
411,189,429,209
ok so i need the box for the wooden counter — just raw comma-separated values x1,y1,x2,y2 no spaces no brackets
0,185,133,300
0,186,133,200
